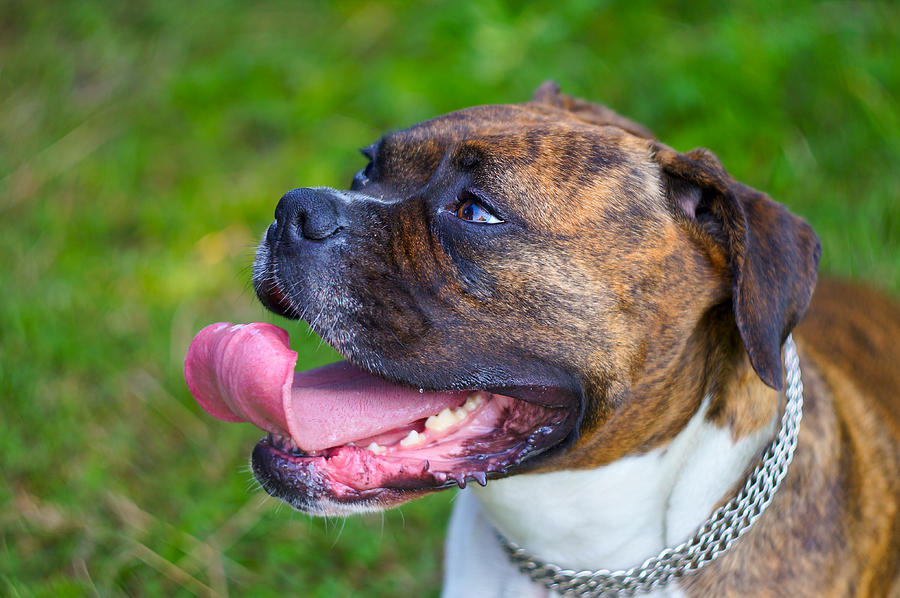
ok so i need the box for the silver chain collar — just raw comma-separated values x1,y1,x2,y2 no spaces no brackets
496,335,804,597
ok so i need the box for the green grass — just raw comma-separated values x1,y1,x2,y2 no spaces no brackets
1,1,898,596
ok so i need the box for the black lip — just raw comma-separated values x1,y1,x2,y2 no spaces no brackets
485,384,576,409
254,268,299,320
251,440,388,512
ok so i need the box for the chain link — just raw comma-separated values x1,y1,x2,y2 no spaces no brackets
497,335,804,597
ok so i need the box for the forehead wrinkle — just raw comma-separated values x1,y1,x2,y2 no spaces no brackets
381,105,549,155
384,103,605,160
463,132,665,234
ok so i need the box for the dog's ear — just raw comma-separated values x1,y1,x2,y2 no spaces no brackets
652,143,821,389
531,80,654,139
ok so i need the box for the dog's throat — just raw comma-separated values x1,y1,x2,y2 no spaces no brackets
492,335,804,597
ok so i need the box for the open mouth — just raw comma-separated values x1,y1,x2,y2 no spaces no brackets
184,322,576,512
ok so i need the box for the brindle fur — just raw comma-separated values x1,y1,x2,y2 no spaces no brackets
259,82,900,595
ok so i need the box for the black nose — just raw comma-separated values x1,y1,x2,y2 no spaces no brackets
273,188,344,243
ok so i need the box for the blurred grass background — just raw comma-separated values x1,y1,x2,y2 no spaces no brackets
1,0,898,596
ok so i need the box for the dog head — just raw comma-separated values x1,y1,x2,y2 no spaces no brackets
233,82,821,514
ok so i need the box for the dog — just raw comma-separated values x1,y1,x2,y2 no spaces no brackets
185,81,900,597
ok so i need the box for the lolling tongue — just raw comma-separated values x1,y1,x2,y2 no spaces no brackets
184,322,468,452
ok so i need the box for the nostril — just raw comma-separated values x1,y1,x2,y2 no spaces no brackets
297,199,341,241
297,211,341,240
274,187,345,243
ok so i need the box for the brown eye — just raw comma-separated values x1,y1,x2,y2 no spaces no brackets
455,194,503,224
351,162,374,189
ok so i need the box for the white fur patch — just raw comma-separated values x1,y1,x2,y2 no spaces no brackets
442,398,777,597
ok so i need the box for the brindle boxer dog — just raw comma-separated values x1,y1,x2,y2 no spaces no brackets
185,82,900,597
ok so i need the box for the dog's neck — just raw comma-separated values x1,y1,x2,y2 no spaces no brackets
472,393,778,573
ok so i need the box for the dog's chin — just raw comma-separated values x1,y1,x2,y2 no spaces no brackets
243,272,581,516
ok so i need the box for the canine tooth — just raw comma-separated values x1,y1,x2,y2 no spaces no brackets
367,442,386,454
400,430,423,447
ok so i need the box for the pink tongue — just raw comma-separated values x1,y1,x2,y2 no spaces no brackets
184,322,468,451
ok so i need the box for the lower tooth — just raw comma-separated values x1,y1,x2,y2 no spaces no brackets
400,430,422,447
425,408,458,431
367,442,386,454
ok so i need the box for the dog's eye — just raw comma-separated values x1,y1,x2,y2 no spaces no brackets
352,164,372,189
455,192,503,224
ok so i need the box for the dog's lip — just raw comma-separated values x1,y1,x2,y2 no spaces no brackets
255,274,296,320
250,441,433,513
481,383,576,409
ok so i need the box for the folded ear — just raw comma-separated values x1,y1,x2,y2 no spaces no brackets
531,80,655,139
652,143,821,389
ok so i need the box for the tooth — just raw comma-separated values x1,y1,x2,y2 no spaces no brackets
425,407,459,431
366,442,386,454
464,392,487,412
426,394,487,432
400,430,423,447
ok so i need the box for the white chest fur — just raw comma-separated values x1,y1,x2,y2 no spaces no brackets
441,399,777,597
